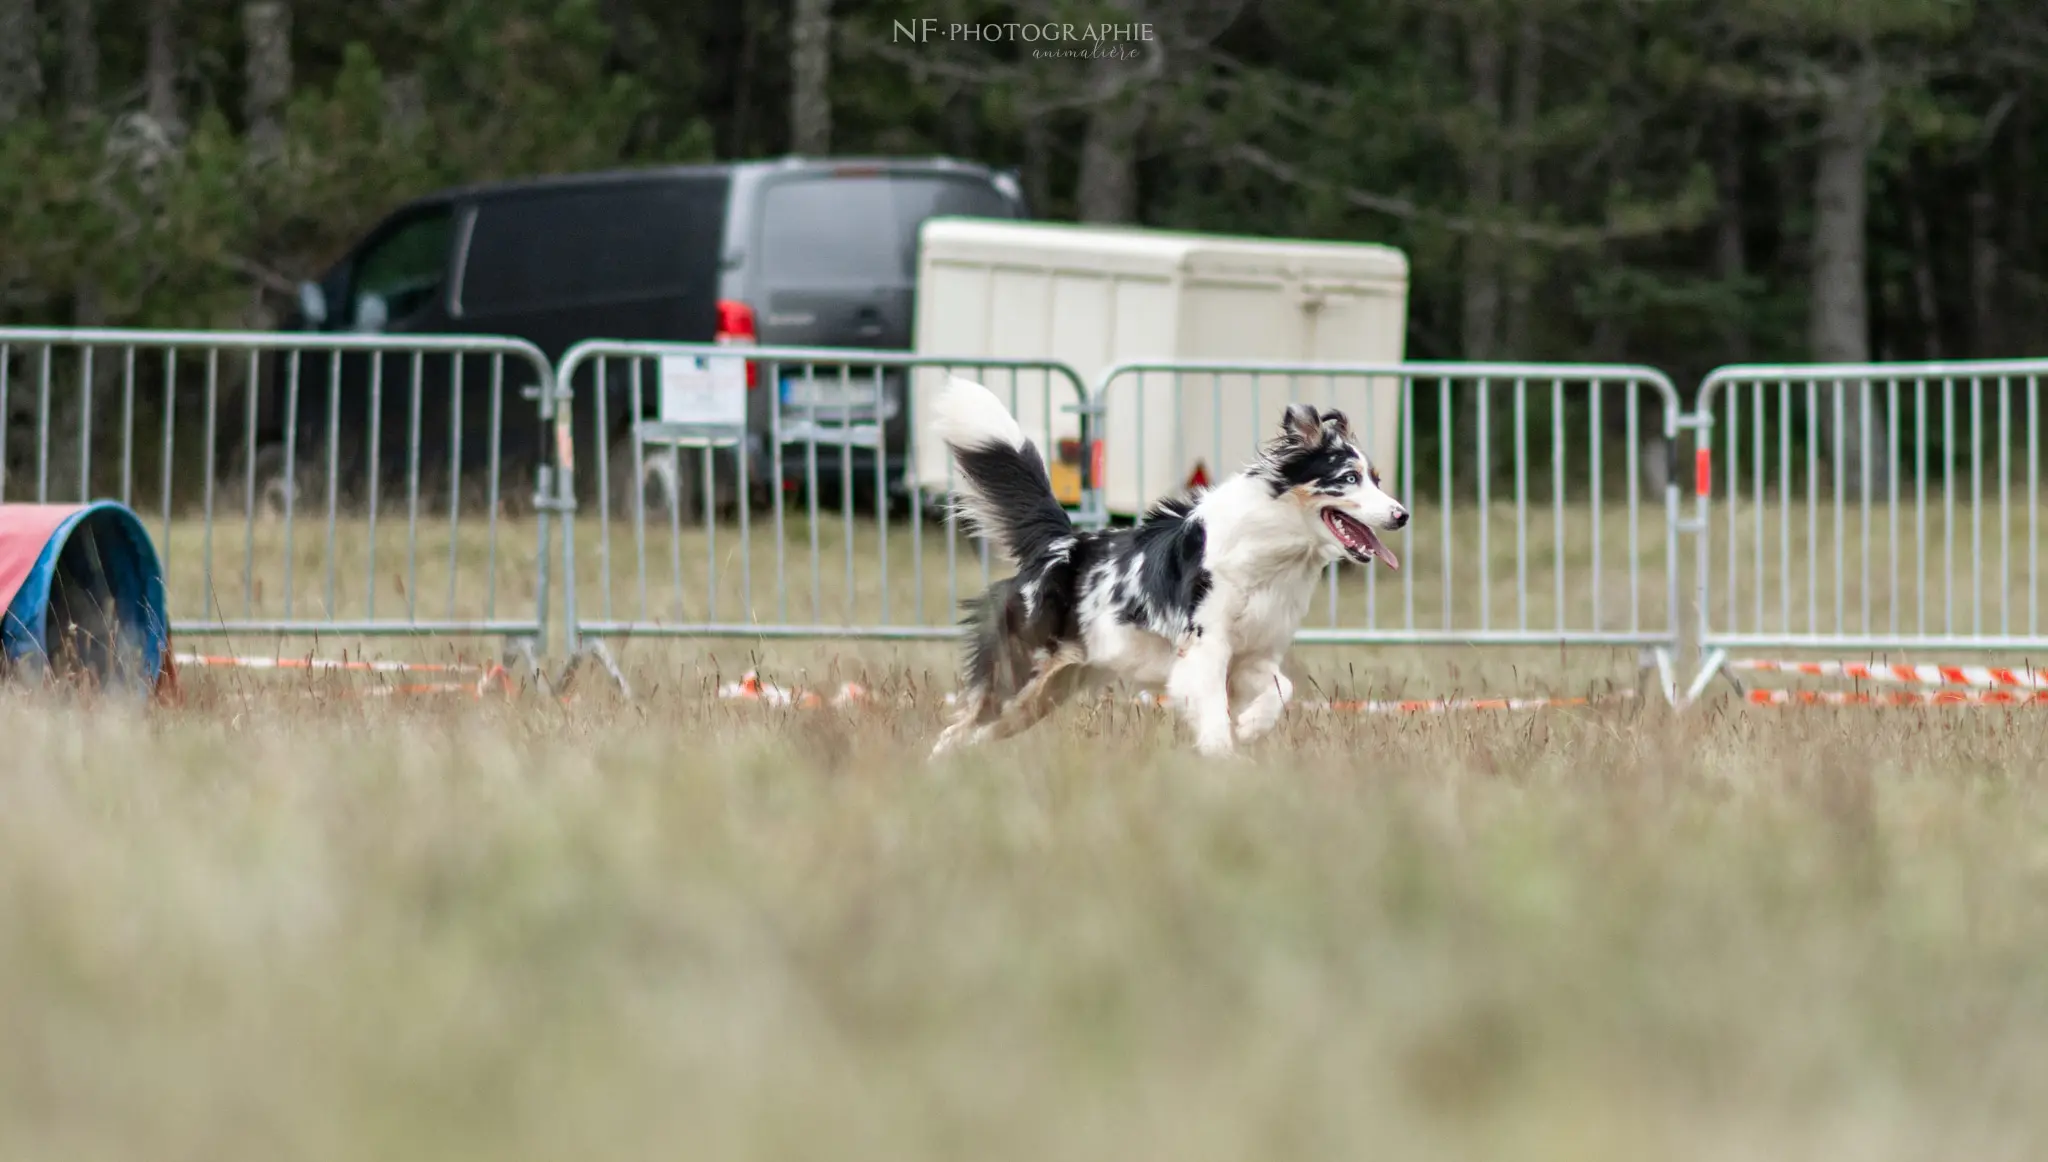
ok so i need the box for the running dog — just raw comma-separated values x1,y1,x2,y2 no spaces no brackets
928,377,1409,758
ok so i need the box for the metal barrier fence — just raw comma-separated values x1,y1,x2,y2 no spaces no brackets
0,328,560,651
550,340,1094,652
1091,360,1687,696
1684,360,2048,703
30,323,2048,713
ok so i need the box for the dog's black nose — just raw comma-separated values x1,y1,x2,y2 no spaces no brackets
1389,507,1409,530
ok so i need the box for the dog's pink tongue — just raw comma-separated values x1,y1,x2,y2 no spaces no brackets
1362,526,1399,571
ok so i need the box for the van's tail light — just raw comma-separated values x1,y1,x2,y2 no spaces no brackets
715,299,759,389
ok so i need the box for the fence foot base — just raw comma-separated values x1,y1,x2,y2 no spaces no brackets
551,640,631,699
502,636,550,695
1639,647,1680,707
1678,648,1731,709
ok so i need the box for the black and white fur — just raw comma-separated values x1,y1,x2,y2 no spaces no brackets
929,377,1409,758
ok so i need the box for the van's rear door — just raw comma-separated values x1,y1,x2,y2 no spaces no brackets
749,169,1017,444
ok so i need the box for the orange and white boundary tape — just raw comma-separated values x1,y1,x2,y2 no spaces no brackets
173,652,516,698
1747,688,2048,708
1730,658,2048,690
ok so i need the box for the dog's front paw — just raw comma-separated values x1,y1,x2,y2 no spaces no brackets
1233,701,1284,742
1193,727,1237,758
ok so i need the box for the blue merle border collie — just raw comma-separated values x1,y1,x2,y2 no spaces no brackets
929,377,1410,758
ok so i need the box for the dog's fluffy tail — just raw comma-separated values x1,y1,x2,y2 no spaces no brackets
932,376,1073,564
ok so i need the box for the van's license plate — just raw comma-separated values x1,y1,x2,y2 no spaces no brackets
779,375,881,412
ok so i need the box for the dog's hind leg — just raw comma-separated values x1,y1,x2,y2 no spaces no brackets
963,652,1086,748
930,691,992,757
1230,658,1293,743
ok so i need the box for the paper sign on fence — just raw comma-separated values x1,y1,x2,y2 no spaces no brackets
657,355,747,426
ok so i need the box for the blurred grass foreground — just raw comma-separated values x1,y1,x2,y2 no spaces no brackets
0,682,2043,1161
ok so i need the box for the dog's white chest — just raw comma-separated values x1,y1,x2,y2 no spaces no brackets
1224,570,1321,655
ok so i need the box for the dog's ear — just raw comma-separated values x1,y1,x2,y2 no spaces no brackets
1282,404,1322,444
1320,409,1352,439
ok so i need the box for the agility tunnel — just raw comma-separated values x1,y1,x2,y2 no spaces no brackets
0,502,170,696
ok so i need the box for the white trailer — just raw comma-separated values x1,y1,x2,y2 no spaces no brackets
909,219,1409,518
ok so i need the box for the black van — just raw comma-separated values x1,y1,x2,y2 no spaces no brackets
260,156,1026,513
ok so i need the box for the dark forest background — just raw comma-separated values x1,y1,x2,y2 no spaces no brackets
2,0,2043,396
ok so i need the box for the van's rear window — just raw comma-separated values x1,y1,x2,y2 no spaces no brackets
757,175,1012,286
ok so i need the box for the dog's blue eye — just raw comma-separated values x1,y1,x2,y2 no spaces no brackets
1339,473,1359,486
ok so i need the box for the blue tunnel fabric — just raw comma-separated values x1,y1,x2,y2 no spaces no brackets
0,503,169,693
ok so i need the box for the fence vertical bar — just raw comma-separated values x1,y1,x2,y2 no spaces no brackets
629,359,648,621
1887,378,1899,636
243,349,259,617
1626,384,1639,631
445,353,464,621
1589,379,1602,629
159,350,176,568
1727,379,1740,631
1551,377,1564,628
1858,378,1872,635
78,346,94,502
877,365,890,626
1477,377,1491,632
324,352,341,619
1806,381,1817,633
400,352,421,622
202,350,218,620
1440,376,1452,633
38,346,52,502
1778,380,1791,632
1752,380,1764,632
1402,372,1416,631
485,356,502,620
1998,375,2010,637
365,354,384,622
1514,376,1527,633
1943,376,1955,633
1830,385,1843,636
1915,377,1927,635
842,365,857,624
282,351,300,619
2029,373,2040,637
668,440,685,622
596,358,613,623
1662,379,1679,661
1971,376,1983,636
120,347,135,504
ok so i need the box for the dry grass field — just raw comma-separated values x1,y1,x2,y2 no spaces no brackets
4,681,2048,1161
9,494,2048,1160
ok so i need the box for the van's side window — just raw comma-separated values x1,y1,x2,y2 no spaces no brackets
459,182,727,316
349,208,456,327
